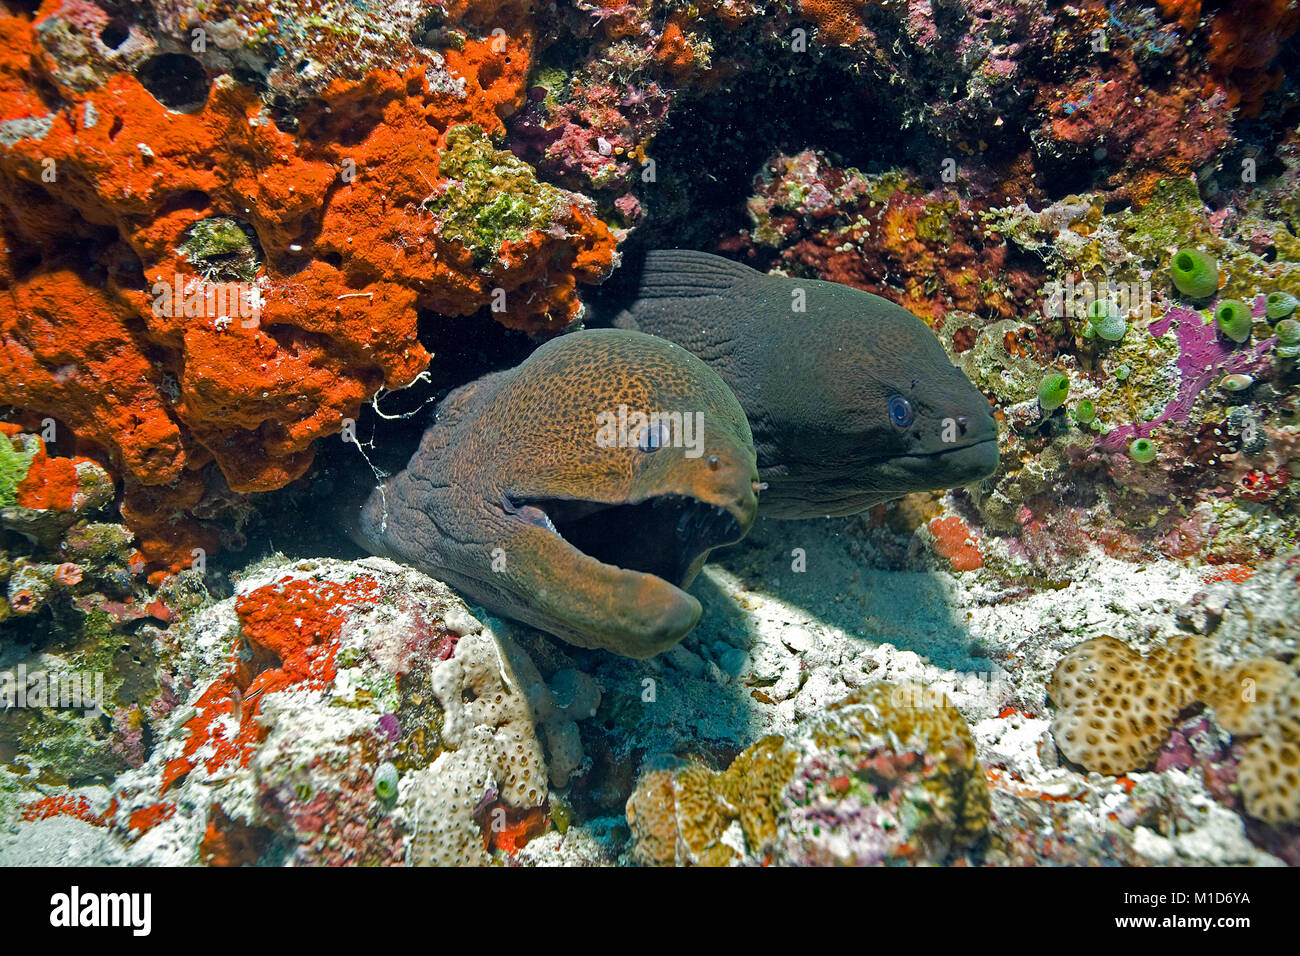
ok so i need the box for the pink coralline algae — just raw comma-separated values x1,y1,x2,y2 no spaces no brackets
378,714,401,742
1099,307,1276,453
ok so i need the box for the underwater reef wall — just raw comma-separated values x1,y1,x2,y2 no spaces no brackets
1,0,1297,571
1,0,1300,869
0,1,616,566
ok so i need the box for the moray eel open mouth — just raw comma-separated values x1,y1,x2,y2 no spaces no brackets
510,492,746,587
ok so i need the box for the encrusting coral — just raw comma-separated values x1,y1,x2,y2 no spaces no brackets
626,681,989,866
1050,632,1300,824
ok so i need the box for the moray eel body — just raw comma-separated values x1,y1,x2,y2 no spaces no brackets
613,250,999,518
355,328,760,659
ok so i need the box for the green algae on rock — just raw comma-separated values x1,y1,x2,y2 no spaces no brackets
0,434,35,508
178,217,263,283
425,124,572,271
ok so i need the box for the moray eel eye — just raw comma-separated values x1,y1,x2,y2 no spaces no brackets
637,422,672,452
887,394,914,429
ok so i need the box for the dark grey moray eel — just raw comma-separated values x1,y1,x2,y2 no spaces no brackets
612,250,999,517
353,328,760,659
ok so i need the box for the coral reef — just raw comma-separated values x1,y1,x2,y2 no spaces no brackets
1050,550,1300,825
626,681,989,866
0,2,616,566
724,151,1043,325
1,557,608,866
1,0,1299,870
3,0,1297,576
0,424,212,782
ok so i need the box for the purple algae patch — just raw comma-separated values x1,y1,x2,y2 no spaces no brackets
1099,305,1275,452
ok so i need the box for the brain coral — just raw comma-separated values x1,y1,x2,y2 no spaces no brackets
0,7,615,566
626,681,989,866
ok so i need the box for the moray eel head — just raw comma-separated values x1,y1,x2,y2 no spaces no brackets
362,328,758,659
761,290,999,516
610,250,999,519
495,330,759,657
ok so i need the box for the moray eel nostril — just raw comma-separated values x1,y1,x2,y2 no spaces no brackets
352,328,758,659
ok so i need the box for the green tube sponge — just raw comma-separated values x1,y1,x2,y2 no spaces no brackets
1038,372,1069,412
1086,300,1127,342
374,762,399,801
1275,318,1300,358
1072,399,1096,425
1128,438,1157,463
1215,299,1253,344
1265,292,1298,321
1170,249,1218,298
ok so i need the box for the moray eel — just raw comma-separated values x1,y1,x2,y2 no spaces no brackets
613,250,999,518
354,328,760,659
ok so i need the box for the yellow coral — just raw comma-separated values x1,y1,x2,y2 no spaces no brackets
624,767,681,867
626,682,989,865
624,757,744,867
716,735,796,852
1049,634,1300,823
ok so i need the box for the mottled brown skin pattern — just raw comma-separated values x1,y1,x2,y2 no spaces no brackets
614,251,999,517
356,329,759,658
